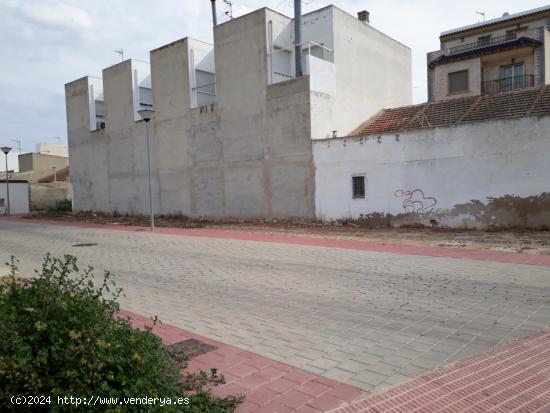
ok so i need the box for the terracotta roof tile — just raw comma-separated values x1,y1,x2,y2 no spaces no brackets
462,87,541,123
529,85,550,117
349,85,550,138
350,104,426,136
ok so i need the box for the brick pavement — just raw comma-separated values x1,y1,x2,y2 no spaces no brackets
5,216,550,267
121,310,366,412
330,327,550,413
1,219,549,394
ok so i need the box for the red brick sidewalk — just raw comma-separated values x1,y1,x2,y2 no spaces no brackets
330,328,550,413
4,216,550,268
120,310,366,413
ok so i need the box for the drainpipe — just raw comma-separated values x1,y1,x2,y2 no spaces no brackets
211,0,217,27
294,0,303,77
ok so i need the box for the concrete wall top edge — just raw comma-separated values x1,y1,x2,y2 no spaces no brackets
314,113,550,143
332,7,411,50
151,37,214,55
65,75,94,88
267,76,310,99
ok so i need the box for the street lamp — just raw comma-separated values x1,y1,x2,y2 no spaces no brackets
1,146,12,215
137,109,156,232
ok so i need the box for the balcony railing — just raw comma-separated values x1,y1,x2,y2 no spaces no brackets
481,75,534,95
448,32,518,55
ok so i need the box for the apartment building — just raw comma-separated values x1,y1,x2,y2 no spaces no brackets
65,5,411,219
427,5,550,101
312,5,550,228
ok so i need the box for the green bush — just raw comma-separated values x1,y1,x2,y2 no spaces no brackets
55,199,73,212
0,255,240,412
46,199,72,215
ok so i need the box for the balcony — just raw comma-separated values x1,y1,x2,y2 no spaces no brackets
448,32,518,55
482,75,535,95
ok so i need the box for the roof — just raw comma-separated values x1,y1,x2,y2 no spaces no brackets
348,85,550,137
38,166,70,183
429,37,541,68
441,5,550,38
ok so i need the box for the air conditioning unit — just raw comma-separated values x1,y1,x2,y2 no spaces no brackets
96,121,106,130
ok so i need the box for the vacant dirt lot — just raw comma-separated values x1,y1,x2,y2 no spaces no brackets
23,212,550,255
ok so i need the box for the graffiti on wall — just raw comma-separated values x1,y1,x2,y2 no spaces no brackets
394,188,437,214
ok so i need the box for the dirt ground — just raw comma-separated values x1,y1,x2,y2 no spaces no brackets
23,212,550,255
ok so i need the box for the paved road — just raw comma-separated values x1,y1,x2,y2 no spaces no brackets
1,220,549,391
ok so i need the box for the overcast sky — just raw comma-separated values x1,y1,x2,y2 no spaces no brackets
0,0,547,170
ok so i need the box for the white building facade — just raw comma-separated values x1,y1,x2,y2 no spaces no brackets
0,181,30,215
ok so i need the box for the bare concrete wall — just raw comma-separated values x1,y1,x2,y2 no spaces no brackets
68,9,316,219
313,115,550,229
66,6,412,221
29,182,71,211
66,73,156,215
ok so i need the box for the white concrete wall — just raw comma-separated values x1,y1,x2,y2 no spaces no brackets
325,8,411,138
0,182,29,214
36,143,68,157
313,116,550,228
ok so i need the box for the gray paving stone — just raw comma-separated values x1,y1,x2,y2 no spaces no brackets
354,369,388,386
306,357,340,371
338,359,370,373
2,220,549,393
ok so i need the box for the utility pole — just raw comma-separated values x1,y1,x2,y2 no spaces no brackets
294,0,303,77
1,147,12,215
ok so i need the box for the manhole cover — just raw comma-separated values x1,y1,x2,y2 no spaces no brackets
168,338,217,360
72,243,98,247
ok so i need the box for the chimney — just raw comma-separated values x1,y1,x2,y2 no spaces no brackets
294,0,303,77
211,0,217,27
358,10,370,23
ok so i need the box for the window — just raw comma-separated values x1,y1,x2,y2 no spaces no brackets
448,70,469,94
478,35,491,46
352,176,365,199
500,63,525,91
139,87,153,109
505,30,517,41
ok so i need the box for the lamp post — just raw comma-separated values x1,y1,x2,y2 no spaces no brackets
137,109,156,232
1,146,12,215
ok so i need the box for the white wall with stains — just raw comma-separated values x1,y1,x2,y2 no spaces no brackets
313,115,550,228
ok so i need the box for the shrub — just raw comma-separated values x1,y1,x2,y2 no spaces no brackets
0,255,240,412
